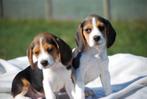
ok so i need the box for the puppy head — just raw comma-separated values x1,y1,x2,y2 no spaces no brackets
76,14,116,51
27,32,72,69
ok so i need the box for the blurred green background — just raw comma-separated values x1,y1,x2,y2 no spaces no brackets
0,0,147,59
0,19,147,59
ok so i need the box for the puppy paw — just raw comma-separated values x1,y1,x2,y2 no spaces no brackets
85,87,96,98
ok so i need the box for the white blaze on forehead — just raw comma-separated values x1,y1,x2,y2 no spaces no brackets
92,17,97,28
91,17,101,35
39,37,49,61
39,37,50,59
40,37,44,52
39,37,48,55
91,17,103,36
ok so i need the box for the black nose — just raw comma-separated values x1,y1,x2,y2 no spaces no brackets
41,60,48,66
93,36,101,42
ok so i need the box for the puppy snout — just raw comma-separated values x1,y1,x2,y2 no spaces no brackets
93,35,101,42
41,60,48,66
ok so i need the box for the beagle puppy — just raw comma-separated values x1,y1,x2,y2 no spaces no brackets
11,32,75,99
72,14,116,99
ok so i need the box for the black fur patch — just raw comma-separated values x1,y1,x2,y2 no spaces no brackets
11,64,44,98
72,52,82,69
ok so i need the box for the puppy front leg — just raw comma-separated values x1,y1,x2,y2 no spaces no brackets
75,81,85,99
74,69,85,99
43,80,56,99
100,70,112,95
65,79,75,99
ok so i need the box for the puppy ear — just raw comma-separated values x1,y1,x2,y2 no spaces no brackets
27,42,35,69
54,38,72,66
75,21,86,51
105,20,116,48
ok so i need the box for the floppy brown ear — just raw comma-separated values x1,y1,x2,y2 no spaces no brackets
75,21,87,52
54,37,72,66
105,20,116,48
27,42,35,69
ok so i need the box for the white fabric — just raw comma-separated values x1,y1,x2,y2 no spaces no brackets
0,53,147,99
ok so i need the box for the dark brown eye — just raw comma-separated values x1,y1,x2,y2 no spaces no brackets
34,51,39,55
84,28,92,33
47,48,53,53
98,25,105,31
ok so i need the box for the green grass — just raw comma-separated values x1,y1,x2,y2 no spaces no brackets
0,19,147,59
109,21,147,56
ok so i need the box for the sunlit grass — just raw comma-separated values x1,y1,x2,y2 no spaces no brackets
0,19,147,59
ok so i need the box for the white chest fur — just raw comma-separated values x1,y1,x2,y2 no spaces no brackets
79,47,109,84
42,63,71,92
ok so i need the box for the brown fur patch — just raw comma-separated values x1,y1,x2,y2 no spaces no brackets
33,46,40,56
21,78,30,95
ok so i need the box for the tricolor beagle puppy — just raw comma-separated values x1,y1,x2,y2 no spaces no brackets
11,32,75,99
72,14,116,99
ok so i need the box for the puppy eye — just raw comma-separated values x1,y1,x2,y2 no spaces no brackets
34,51,39,55
47,48,53,53
84,28,92,33
98,25,105,31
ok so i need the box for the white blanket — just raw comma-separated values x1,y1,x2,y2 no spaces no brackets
0,53,147,99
